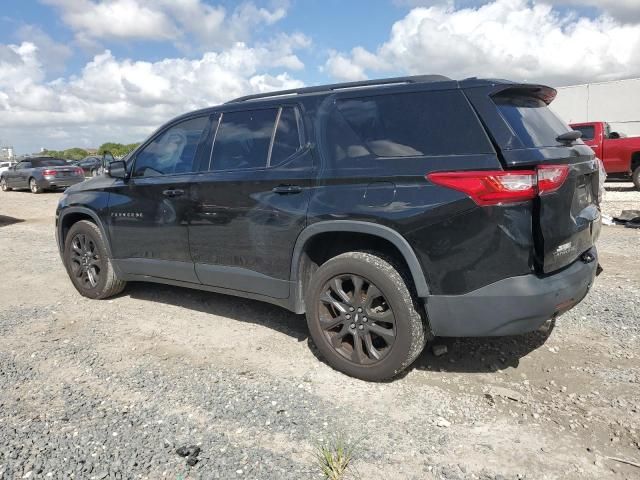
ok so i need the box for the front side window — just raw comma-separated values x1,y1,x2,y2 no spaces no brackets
133,116,209,177
17,162,31,169
210,109,278,171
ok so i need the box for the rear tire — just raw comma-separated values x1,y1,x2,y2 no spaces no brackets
633,166,640,190
91,168,97,177
305,251,427,381
29,178,42,194
0,177,10,191
63,220,126,299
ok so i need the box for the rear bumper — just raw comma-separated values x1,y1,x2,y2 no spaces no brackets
40,177,84,189
425,248,598,337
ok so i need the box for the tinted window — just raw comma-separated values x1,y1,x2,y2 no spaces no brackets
17,162,31,169
493,94,572,148
330,90,493,160
270,107,302,166
573,126,594,140
134,116,209,177
211,109,277,170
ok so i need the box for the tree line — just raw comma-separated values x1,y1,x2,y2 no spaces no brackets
43,142,140,160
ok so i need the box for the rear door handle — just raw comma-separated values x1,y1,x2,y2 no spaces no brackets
163,189,184,197
272,185,303,194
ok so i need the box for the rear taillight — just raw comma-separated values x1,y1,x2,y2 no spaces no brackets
43,169,57,176
537,164,569,194
427,164,569,206
75,167,84,176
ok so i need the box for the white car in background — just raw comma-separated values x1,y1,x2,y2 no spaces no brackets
0,161,16,175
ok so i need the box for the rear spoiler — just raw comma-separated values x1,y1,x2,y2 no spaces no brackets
490,84,557,105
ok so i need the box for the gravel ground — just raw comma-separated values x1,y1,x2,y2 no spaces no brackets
0,182,639,480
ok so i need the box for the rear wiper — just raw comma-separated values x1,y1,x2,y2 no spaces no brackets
556,130,582,144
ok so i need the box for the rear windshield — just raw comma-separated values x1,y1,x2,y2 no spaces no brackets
493,94,572,148
572,125,595,140
32,159,67,167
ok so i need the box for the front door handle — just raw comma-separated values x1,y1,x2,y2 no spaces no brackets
272,185,303,194
163,189,185,197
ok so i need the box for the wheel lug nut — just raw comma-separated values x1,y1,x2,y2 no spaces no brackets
362,317,367,322
345,314,351,319
357,307,363,313
349,307,355,312
358,324,364,330
350,323,356,329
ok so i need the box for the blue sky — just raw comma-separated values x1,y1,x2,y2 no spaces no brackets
1,0,639,153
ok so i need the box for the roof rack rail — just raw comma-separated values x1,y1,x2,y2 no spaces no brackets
226,74,452,103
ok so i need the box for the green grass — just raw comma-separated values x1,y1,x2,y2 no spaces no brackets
314,435,358,480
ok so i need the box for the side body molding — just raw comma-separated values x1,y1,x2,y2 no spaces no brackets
290,220,431,299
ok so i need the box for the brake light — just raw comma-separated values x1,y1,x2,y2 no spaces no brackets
427,164,569,206
43,169,57,176
75,167,84,176
537,165,569,194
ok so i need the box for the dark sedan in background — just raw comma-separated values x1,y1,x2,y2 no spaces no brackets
73,156,104,177
0,157,85,193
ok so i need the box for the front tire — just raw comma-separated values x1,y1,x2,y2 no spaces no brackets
0,177,10,191
633,165,640,190
305,251,427,381
29,178,42,194
63,220,126,299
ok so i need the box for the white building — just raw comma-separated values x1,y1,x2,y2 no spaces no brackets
551,77,640,137
0,146,14,161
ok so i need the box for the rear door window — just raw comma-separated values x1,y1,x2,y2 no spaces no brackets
493,93,572,148
210,109,278,171
269,107,302,166
329,90,493,161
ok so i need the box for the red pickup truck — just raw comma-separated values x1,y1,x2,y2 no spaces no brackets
570,121,640,189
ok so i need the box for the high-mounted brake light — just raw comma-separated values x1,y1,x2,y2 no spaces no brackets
427,164,569,206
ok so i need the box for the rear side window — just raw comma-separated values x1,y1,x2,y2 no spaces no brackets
270,107,302,166
211,109,278,170
328,90,493,160
493,94,572,148
573,125,594,140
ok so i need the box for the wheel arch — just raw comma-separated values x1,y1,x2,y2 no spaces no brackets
290,221,430,313
58,207,113,258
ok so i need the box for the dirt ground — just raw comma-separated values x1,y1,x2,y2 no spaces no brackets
0,181,639,480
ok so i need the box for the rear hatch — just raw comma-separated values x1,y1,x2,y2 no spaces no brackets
484,86,600,273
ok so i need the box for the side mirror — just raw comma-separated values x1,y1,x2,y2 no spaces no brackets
609,131,620,139
107,160,127,179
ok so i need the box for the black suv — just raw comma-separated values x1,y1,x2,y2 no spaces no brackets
56,75,600,380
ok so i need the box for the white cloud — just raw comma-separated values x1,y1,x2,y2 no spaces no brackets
547,0,640,24
43,0,290,50
42,0,179,42
326,0,640,85
0,40,305,153
16,25,72,75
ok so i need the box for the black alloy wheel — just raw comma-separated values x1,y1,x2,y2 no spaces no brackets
63,220,126,299
318,274,396,365
306,251,427,381
69,232,102,289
